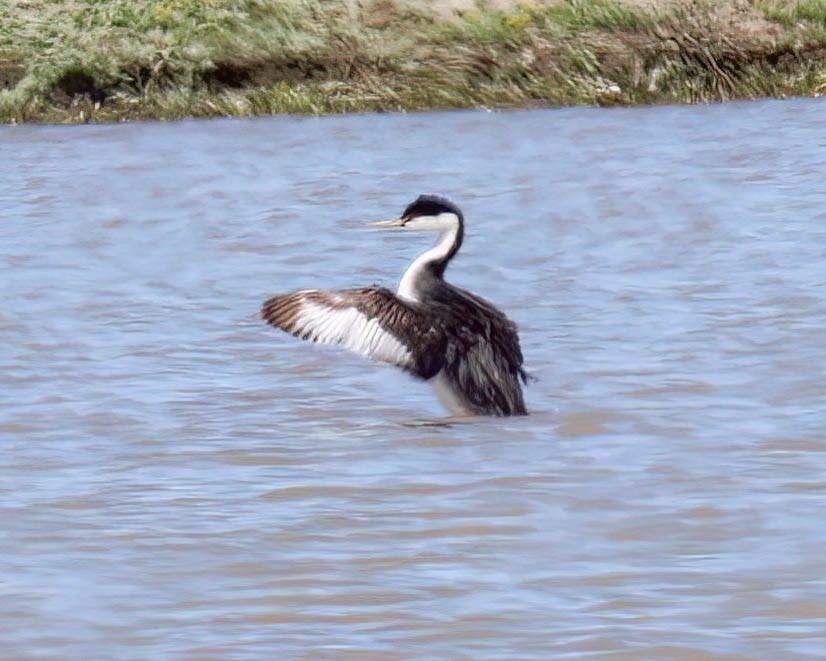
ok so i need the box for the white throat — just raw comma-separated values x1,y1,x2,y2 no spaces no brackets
396,220,459,304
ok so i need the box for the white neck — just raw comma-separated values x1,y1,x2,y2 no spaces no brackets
396,224,459,303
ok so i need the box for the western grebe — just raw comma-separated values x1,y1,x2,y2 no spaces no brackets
262,194,527,416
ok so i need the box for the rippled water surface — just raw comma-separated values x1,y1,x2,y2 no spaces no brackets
2,99,826,658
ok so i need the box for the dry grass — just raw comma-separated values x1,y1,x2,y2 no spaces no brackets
2,0,826,123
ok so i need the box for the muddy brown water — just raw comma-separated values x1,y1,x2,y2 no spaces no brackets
2,99,826,658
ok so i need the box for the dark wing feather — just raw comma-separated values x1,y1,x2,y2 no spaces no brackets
262,286,443,379
431,286,527,416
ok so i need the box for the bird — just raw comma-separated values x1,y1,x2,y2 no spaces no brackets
261,194,527,416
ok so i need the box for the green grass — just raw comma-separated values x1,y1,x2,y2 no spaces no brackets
761,0,826,26
2,0,826,123
548,0,659,31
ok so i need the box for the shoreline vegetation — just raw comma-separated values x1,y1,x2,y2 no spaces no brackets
2,0,826,124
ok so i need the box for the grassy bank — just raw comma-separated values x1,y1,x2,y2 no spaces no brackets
2,0,826,123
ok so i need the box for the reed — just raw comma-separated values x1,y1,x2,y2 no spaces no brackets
2,0,826,123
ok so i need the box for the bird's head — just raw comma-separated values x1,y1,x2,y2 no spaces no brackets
369,194,463,233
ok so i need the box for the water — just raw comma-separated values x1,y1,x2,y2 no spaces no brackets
2,99,825,659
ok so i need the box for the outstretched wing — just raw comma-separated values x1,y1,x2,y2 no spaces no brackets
262,286,443,379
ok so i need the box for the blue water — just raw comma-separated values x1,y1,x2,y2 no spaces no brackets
2,98,826,658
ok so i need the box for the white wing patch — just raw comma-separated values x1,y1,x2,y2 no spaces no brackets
294,300,413,368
